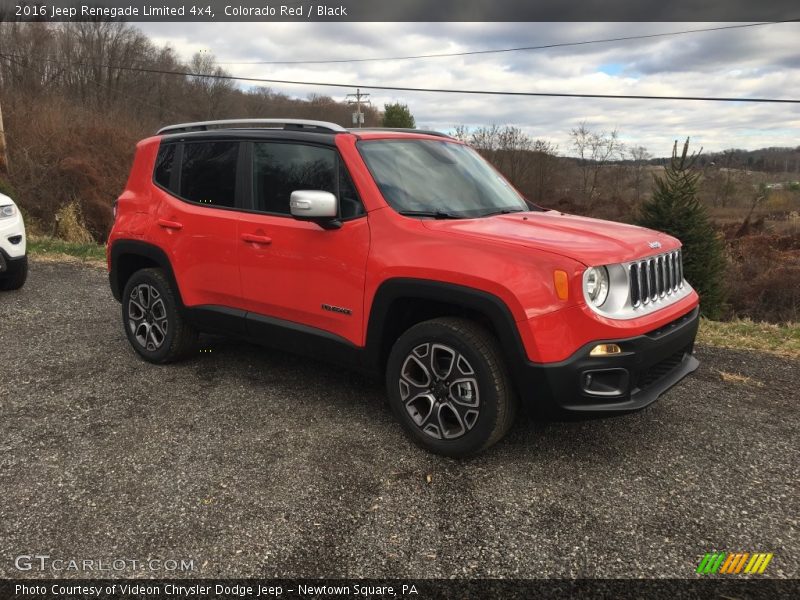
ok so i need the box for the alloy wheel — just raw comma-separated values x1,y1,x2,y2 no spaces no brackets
127,283,169,352
398,343,480,440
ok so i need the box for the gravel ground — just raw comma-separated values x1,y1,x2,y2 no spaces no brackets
0,260,797,579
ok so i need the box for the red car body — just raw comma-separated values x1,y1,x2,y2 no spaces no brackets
109,124,700,416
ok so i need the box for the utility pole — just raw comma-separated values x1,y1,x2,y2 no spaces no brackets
346,88,370,128
0,97,8,177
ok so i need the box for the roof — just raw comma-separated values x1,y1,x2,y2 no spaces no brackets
348,128,454,140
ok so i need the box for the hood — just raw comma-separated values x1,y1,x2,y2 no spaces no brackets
421,210,679,266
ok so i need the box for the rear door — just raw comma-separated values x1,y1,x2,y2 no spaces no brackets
237,140,370,346
151,139,245,318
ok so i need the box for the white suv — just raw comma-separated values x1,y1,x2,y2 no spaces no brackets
0,193,27,290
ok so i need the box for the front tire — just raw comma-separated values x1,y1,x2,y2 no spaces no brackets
0,255,28,290
386,317,517,457
122,268,197,363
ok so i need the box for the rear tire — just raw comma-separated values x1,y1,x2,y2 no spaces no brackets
0,255,28,290
122,268,197,363
385,317,517,457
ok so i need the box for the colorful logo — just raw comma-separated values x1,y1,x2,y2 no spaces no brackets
697,552,773,575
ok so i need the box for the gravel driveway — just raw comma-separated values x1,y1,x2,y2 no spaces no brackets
0,260,797,579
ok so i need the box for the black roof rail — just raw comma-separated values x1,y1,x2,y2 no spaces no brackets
157,118,347,135
350,128,455,139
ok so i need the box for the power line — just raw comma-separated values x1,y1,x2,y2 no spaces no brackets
2,53,799,104
0,53,183,119
214,20,799,65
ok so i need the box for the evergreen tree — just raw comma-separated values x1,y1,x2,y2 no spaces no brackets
636,138,727,318
382,103,416,128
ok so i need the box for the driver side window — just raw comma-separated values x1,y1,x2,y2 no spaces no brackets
252,142,365,219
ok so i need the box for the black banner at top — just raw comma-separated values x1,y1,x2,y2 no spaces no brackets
2,0,800,22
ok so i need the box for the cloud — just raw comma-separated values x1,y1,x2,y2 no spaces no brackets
137,21,800,154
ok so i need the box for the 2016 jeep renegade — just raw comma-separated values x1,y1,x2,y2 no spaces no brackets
108,119,700,457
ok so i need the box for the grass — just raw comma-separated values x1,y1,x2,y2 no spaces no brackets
27,235,106,264
715,370,764,387
698,318,800,359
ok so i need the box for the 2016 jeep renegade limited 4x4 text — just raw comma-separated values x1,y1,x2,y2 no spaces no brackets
108,119,700,457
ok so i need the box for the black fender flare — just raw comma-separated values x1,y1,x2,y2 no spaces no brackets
363,278,529,389
108,239,182,305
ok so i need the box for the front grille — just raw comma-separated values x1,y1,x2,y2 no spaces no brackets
629,249,683,308
636,347,688,391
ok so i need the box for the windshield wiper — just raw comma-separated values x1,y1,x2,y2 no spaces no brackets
478,208,526,218
398,210,464,219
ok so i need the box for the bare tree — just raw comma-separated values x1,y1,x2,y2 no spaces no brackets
570,121,623,210
449,125,470,142
529,139,559,204
629,145,652,205
187,51,235,119
495,126,535,186
455,125,558,203
706,149,741,208
469,124,501,153
470,125,532,190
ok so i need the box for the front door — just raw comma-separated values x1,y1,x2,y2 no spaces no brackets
238,140,370,346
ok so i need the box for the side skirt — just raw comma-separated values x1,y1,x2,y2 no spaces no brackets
185,305,369,374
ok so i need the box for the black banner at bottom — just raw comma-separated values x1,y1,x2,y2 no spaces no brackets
2,579,799,600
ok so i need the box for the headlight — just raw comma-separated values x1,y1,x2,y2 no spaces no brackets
584,266,609,307
0,204,15,219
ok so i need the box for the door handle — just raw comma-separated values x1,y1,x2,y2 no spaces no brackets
157,219,183,230
241,233,272,245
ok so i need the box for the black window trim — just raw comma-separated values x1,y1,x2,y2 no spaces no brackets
152,137,367,221
246,139,367,222
152,139,247,213
151,141,181,197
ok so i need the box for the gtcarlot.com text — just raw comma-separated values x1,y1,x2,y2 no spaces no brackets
14,555,195,573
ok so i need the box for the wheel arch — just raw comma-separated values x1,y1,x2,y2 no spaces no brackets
109,240,182,306
364,278,528,392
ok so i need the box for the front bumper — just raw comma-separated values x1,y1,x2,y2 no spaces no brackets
0,247,27,274
521,306,700,413
0,210,26,260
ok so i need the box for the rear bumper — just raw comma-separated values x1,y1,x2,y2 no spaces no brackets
521,306,700,414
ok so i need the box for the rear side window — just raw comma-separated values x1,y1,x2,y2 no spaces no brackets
253,143,336,215
154,143,177,191
179,142,238,208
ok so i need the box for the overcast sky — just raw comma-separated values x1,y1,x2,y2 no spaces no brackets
138,21,800,156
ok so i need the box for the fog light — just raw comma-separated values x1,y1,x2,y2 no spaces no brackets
581,368,629,396
590,343,622,356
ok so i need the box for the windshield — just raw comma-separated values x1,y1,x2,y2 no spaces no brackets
358,139,533,218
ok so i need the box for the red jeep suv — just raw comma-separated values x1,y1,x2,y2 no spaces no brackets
108,119,700,456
